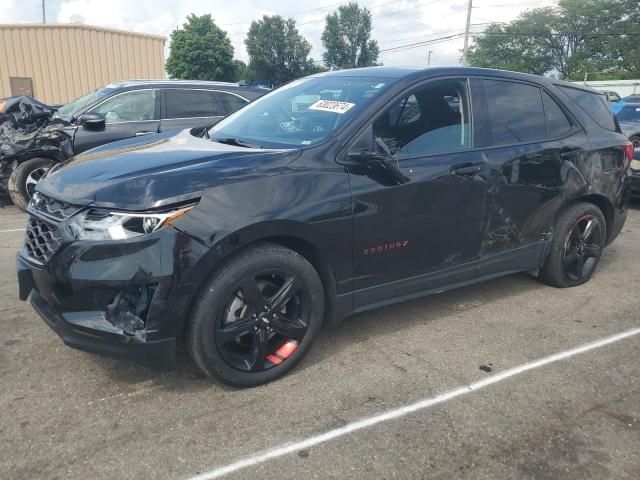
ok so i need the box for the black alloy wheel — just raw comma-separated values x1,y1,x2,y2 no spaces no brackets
215,270,309,372
538,201,607,288
187,243,324,387
563,214,603,282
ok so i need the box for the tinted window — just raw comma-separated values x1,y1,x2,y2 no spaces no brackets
484,80,546,145
616,105,640,122
215,92,247,115
92,89,156,123
165,89,220,118
373,79,471,158
558,86,616,131
542,91,572,137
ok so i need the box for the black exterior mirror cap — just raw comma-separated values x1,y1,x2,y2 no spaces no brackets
79,112,106,129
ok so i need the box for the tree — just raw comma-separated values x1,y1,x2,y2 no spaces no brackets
467,0,640,80
245,15,320,85
321,2,379,69
232,60,247,82
166,14,236,81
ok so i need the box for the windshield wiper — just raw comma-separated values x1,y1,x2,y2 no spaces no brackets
212,137,261,149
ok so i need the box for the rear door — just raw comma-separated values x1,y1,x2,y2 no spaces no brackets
159,89,224,132
476,78,588,257
73,89,160,153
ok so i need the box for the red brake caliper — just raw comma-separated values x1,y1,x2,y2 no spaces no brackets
266,340,299,365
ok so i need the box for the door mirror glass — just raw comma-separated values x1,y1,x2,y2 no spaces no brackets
79,112,106,129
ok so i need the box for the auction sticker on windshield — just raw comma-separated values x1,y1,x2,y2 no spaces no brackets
308,100,356,114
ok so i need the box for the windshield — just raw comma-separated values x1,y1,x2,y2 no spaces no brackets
617,105,640,122
54,85,120,119
209,76,391,148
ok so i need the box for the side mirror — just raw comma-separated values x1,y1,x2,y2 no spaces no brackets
79,112,106,130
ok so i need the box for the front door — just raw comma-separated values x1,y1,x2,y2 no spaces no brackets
73,89,160,153
347,78,490,308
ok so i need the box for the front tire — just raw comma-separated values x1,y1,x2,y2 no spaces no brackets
538,202,606,288
8,158,54,210
187,243,325,387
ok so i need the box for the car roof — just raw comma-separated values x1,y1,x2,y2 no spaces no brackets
103,79,265,94
311,66,601,93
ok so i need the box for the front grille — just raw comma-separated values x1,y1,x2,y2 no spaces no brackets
30,192,81,221
24,216,64,264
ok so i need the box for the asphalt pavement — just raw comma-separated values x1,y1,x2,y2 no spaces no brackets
1,200,639,480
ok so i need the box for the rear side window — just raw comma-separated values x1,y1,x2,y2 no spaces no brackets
165,89,221,119
558,86,616,131
215,92,247,115
542,91,572,137
483,80,547,145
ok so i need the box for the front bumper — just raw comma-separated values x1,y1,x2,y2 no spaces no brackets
16,219,211,370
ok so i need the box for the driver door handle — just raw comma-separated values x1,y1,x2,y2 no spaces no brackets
451,163,483,176
136,131,155,136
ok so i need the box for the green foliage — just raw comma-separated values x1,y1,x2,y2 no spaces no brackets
166,14,236,81
232,60,247,82
245,15,319,85
467,0,640,80
321,2,379,69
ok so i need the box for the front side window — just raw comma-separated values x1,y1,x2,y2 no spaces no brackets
484,80,547,145
165,89,220,118
92,89,157,124
209,76,391,148
373,79,471,158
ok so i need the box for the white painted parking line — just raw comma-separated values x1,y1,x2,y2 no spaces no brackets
187,326,640,480
0,228,25,233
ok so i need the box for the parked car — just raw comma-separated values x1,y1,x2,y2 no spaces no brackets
1,80,265,209
17,67,632,387
615,102,640,147
600,90,622,103
631,148,640,196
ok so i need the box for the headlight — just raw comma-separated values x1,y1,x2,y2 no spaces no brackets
631,159,640,171
65,205,195,241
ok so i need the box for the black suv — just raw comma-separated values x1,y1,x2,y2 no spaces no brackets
17,67,632,387
3,80,265,209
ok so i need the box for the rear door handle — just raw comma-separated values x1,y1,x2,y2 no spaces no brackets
451,163,483,176
136,131,155,136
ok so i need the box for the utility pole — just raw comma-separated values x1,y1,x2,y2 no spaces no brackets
462,0,473,66
427,50,433,66
41,0,46,23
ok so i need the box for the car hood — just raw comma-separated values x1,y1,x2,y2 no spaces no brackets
37,129,302,210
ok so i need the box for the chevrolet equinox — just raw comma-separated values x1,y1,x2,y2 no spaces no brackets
17,67,632,386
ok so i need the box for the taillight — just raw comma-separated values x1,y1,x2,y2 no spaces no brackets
622,142,634,165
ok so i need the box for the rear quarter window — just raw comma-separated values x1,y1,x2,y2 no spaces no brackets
558,86,617,131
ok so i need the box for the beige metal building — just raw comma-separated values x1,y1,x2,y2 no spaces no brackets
0,23,166,105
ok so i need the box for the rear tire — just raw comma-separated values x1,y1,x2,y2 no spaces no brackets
187,243,325,387
538,202,606,288
8,157,54,210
